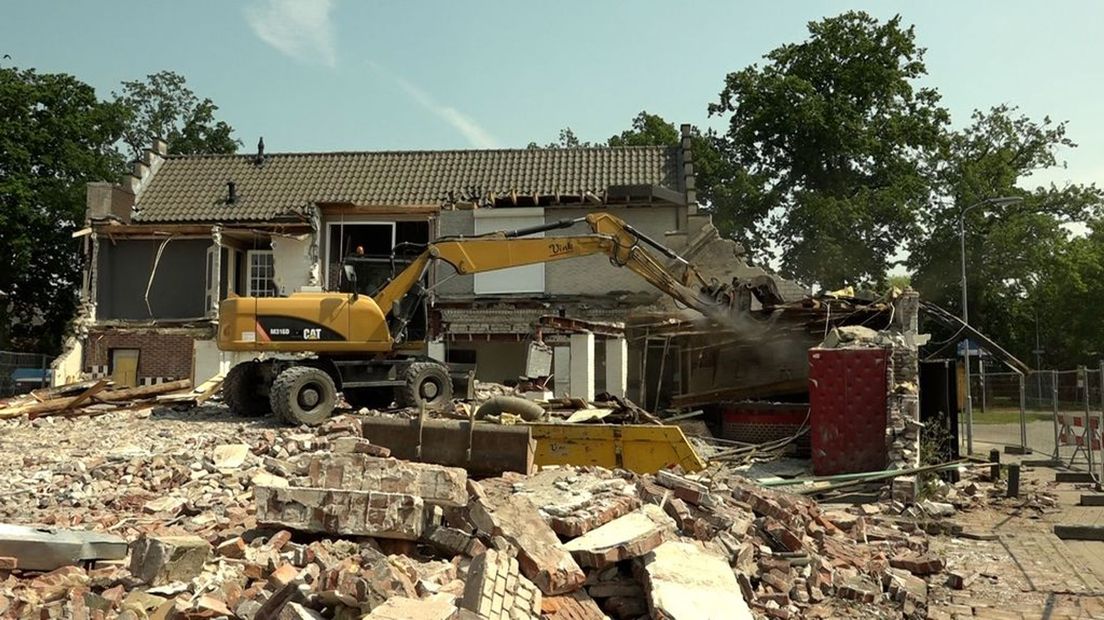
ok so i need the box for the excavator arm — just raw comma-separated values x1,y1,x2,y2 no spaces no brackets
374,212,736,329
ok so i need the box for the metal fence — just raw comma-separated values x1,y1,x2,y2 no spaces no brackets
0,350,53,398
970,365,1104,475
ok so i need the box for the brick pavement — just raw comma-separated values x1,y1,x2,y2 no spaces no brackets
927,459,1104,618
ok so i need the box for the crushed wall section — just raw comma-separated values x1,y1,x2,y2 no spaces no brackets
84,327,211,381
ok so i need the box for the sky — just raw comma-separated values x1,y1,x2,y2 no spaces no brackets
3,0,1103,190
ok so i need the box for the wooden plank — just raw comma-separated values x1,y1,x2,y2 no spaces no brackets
194,376,225,405
29,380,109,420
0,379,191,419
29,379,109,402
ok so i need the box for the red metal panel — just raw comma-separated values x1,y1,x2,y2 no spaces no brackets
809,348,889,475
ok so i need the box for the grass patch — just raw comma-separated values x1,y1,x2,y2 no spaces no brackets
970,407,1053,425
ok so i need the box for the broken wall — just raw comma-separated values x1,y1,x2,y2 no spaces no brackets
84,327,209,382
270,234,317,296
95,238,209,320
434,206,684,298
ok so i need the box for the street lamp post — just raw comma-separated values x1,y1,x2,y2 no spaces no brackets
959,196,1023,455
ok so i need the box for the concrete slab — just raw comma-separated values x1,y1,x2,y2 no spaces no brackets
0,523,127,571
513,468,641,536
1056,472,1096,483
1054,524,1104,541
362,596,456,620
1081,495,1104,507
563,504,674,568
642,540,752,620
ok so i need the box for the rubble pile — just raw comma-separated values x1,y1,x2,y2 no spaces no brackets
0,406,973,620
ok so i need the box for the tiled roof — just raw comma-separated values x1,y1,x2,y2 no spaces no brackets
133,146,683,223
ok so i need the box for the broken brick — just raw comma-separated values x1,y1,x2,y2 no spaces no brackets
469,494,585,596
128,535,210,586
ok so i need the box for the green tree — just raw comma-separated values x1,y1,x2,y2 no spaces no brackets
114,70,239,159
0,67,126,353
526,127,592,149
708,11,949,288
909,105,1102,366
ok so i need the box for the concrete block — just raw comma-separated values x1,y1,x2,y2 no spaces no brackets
569,333,595,402
604,337,627,398
304,454,468,507
460,549,542,620
1054,524,1104,541
563,504,674,568
469,494,585,596
255,486,436,540
1056,471,1095,483
128,535,210,586
1081,495,1104,507
362,596,456,620
642,541,751,620
212,443,251,469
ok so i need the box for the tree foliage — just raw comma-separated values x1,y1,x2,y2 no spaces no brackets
0,67,126,353
910,105,1103,366
708,11,949,288
114,71,239,159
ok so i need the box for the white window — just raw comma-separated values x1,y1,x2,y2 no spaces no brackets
474,208,545,295
247,250,278,297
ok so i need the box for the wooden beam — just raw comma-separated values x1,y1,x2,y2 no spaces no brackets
0,379,191,419
318,203,439,217
31,379,110,420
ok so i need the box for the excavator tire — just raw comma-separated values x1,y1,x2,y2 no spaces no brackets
222,362,270,417
270,365,337,426
397,362,452,409
343,387,395,411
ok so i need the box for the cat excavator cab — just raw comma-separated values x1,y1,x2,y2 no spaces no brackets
217,212,760,425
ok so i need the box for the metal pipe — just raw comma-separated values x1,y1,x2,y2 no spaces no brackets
1019,372,1028,451
1052,369,1061,461
958,196,1022,456
960,212,973,455
1099,361,1104,485
1083,366,1094,474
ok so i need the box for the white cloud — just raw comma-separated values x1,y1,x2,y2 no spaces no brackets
394,77,501,148
244,0,337,68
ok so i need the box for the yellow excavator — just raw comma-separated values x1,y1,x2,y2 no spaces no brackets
218,212,772,425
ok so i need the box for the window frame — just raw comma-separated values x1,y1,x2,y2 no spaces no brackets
246,249,278,297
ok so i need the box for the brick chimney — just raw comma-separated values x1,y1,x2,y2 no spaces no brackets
680,124,697,214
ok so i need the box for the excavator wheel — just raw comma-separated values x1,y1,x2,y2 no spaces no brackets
270,366,337,426
222,362,271,417
398,362,452,409
343,387,395,411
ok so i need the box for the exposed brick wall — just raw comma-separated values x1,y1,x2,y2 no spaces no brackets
84,327,212,381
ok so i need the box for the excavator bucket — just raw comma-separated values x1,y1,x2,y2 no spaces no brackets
359,416,706,477
528,423,706,474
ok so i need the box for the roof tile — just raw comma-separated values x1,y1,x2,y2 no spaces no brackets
132,146,682,222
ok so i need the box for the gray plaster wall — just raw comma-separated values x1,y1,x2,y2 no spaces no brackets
434,206,684,298
96,238,209,320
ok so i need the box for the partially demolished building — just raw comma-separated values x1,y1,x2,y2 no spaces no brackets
63,127,802,406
